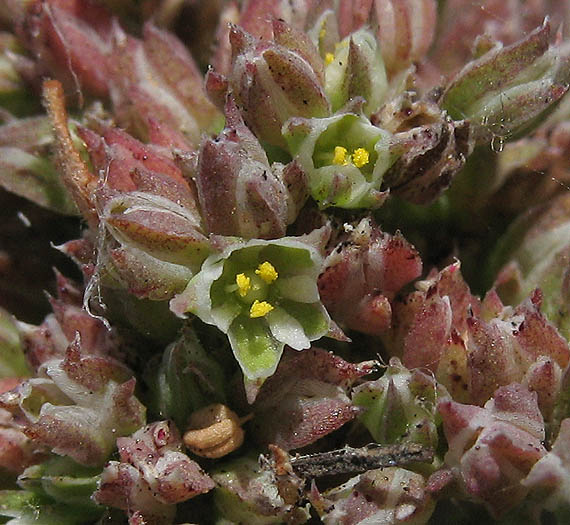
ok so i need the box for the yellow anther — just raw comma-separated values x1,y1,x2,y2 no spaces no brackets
325,52,335,65
319,28,326,39
255,261,278,284
236,273,251,297
333,146,348,165
352,148,370,168
250,300,274,318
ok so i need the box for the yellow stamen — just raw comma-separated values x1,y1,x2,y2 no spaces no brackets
255,261,278,284
352,148,370,168
236,273,251,297
319,28,326,39
333,146,348,165
325,52,335,65
249,300,274,318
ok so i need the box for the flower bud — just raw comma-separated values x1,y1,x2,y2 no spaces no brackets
0,115,77,214
324,28,388,115
353,358,441,450
441,21,570,142
229,23,330,147
337,0,437,76
195,97,289,239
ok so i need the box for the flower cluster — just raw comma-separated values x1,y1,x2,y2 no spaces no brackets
0,0,569,523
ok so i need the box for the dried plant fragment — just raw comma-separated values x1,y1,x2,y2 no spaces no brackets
183,403,247,459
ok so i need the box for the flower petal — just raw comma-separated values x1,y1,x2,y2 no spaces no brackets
275,275,320,303
279,300,330,340
227,316,283,380
266,307,310,351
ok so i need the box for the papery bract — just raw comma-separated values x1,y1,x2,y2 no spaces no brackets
212,454,310,524
309,466,435,525
251,347,375,450
439,384,546,517
94,420,214,524
319,218,422,336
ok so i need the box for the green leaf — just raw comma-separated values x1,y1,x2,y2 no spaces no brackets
146,329,226,430
0,489,101,524
0,308,30,378
17,457,100,510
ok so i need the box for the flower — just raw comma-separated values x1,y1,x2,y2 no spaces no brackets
284,112,395,208
170,235,332,388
